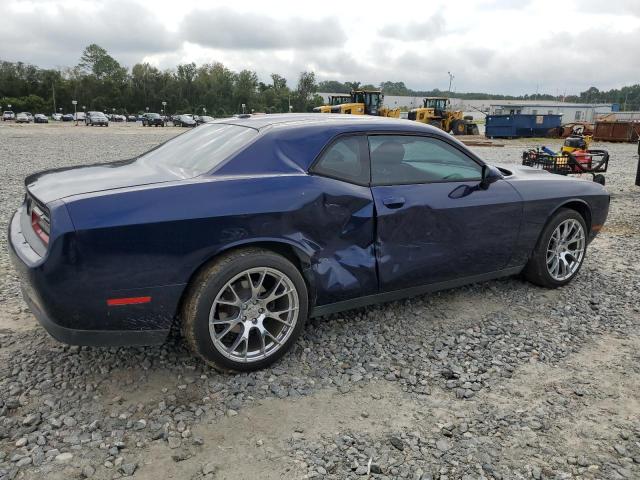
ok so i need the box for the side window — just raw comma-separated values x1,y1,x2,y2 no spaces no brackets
312,136,369,185
369,135,483,185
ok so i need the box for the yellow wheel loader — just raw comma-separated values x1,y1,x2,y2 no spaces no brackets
408,97,479,135
313,94,352,113
318,90,400,118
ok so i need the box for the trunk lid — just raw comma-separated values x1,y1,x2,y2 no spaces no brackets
25,158,186,204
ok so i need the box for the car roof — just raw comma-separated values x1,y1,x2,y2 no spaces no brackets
212,113,437,134
212,113,456,175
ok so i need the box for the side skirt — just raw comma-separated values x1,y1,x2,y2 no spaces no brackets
310,266,524,317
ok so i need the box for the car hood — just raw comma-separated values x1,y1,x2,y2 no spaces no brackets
26,158,186,204
496,164,572,180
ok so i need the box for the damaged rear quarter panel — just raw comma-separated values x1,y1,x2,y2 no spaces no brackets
65,173,377,314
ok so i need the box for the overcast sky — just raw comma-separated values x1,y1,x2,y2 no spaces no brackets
1,0,639,95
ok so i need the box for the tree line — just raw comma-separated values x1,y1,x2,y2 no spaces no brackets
2,44,639,115
0,44,323,116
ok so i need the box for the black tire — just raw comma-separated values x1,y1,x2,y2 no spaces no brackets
523,208,587,288
470,125,480,135
451,120,467,135
428,119,441,129
181,248,308,372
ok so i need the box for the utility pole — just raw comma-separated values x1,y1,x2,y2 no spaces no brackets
52,83,56,115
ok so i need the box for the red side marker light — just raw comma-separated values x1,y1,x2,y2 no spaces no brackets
107,296,152,306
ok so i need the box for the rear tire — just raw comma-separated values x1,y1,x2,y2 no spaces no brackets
523,209,587,288
181,248,308,372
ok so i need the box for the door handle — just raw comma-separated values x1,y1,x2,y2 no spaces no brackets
382,196,405,209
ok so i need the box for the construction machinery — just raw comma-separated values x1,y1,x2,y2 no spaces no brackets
313,94,352,113
319,90,400,118
408,97,479,135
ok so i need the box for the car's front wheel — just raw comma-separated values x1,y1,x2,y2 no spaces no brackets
524,209,587,288
182,248,308,371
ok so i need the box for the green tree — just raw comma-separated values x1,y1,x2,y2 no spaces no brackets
78,44,126,81
344,81,361,91
317,80,349,93
234,69,259,113
293,71,318,112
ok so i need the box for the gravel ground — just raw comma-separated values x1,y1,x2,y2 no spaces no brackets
0,122,638,480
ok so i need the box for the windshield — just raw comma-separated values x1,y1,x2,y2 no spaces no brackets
138,123,258,177
148,113,160,118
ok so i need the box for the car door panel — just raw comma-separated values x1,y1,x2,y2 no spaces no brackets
368,134,523,292
373,181,522,291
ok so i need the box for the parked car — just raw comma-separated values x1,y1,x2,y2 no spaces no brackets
34,114,49,123
15,112,31,123
8,114,609,371
61,114,74,122
142,113,165,127
3,111,15,121
51,113,63,121
85,111,109,127
196,115,215,125
127,115,138,122
111,114,125,123
73,112,86,122
24,112,34,121
173,114,196,127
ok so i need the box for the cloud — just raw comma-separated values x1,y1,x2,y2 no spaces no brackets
581,0,640,17
0,1,177,68
378,12,446,41
181,8,347,50
0,0,638,96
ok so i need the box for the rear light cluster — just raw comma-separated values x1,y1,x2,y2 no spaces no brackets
28,196,50,246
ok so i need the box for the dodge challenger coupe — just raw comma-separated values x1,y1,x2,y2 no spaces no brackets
9,114,609,371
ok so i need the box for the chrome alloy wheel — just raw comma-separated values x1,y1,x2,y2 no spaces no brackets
546,218,586,281
209,267,299,363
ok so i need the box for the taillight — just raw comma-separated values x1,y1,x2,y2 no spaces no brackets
30,202,50,246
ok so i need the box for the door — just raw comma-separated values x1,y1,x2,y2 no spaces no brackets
369,134,523,292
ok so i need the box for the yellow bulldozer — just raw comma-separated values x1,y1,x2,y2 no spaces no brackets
408,97,479,135
313,94,352,113
316,90,400,118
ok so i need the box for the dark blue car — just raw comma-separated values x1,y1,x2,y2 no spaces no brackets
9,114,609,371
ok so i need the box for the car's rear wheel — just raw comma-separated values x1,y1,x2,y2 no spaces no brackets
524,209,587,288
182,248,308,371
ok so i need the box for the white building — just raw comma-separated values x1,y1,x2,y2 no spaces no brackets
488,101,615,123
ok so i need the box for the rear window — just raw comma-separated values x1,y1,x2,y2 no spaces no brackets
138,124,258,177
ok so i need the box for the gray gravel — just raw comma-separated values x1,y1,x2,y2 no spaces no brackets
0,123,639,480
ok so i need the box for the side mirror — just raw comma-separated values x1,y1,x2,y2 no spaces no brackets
480,164,502,190
448,184,475,199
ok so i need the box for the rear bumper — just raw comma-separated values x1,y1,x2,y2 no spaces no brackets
8,209,172,347
21,287,168,346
